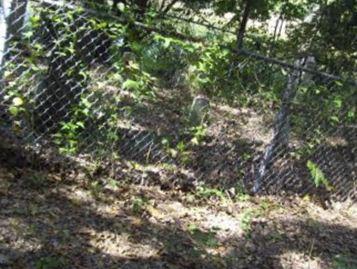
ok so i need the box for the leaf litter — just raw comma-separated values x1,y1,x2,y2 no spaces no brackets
0,140,356,269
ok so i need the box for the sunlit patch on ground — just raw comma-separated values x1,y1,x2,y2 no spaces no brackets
0,156,356,268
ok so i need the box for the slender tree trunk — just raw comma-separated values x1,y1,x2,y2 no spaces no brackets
236,0,251,50
7,0,28,40
0,0,9,70
0,0,9,119
0,0,28,121
0,0,28,77
269,14,282,57
0,0,28,67
136,0,150,18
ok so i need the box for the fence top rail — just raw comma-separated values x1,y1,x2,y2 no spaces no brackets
237,49,357,86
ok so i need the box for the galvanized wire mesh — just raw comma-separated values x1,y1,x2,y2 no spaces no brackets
0,0,356,203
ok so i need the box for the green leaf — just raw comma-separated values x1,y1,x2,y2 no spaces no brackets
30,15,40,24
347,110,355,120
9,106,19,116
23,31,33,39
81,98,91,108
163,38,172,49
12,97,24,106
333,98,342,108
123,79,140,91
191,137,199,145
307,160,333,191
334,80,343,87
330,115,339,123
76,121,85,129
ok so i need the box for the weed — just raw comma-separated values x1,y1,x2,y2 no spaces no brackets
187,224,219,248
259,198,278,213
26,172,48,188
176,140,191,164
239,199,275,236
107,178,120,190
307,160,334,191
195,186,226,201
333,254,357,269
36,256,67,269
236,193,251,202
234,182,251,202
190,125,207,145
240,208,258,235
132,196,149,215
89,181,103,197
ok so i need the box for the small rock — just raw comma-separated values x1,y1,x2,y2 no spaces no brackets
148,216,158,224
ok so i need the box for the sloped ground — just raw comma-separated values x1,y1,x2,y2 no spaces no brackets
104,86,275,190
0,140,356,269
96,86,355,202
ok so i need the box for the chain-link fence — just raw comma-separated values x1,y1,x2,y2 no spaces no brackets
0,0,356,204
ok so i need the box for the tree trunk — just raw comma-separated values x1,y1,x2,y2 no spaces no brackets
7,0,28,41
236,0,251,50
0,0,28,67
269,14,283,57
0,0,9,70
0,0,28,121
136,0,150,18
0,0,8,120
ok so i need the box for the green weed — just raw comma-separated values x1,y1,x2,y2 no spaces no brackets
333,254,357,269
132,196,149,215
36,256,67,269
195,186,226,201
307,160,334,191
240,208,258,235
187,224,219,248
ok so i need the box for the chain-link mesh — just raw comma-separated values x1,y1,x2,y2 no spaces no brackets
0,0,356,204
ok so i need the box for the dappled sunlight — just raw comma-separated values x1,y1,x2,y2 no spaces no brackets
0,217,43,254
278,251,326,269
0,0,355,268
84,228,161,259
302,201,356,227
211,103,274,147
201,212,243,238
0,155,356,268
62,187,96,205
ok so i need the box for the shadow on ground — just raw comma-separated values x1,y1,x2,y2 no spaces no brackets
0,142,356,269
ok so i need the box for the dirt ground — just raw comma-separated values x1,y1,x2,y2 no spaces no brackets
0,84,356,269
0,141,356,269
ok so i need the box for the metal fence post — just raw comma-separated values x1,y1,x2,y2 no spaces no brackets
253,58,304,193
